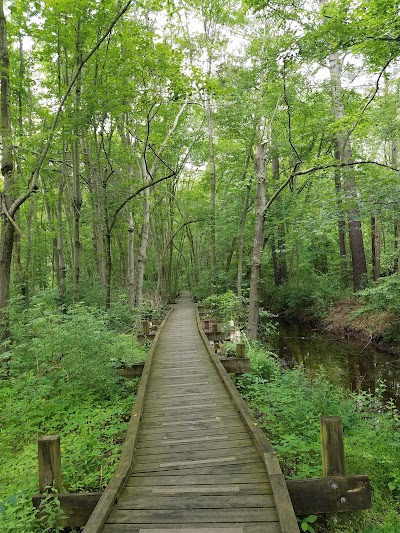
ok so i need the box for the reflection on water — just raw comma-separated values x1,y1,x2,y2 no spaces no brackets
271,321,400,407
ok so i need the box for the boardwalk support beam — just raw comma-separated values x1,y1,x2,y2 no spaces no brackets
31,474,372,529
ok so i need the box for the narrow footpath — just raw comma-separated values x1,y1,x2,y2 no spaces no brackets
86,291,298,532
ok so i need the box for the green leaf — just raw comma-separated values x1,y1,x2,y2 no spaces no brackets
306,515,318,523
301,523,309,532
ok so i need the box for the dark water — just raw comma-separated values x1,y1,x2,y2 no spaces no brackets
271,321,400,407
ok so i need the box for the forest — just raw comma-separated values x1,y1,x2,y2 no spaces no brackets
1,0,400,531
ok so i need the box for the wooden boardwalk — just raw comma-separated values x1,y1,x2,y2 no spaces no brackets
84,291,298,533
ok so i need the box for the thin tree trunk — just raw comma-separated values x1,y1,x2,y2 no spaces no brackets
205,98,217,293
333,144,348,282
105,232,112,308
271,154,287,285
135,164,150,307
127,211,135,308
0,2,14,339
72,20,82,303
237,182,251,307
82,137,107,288
72,138,81,302
248,143,266,340
43,191,58,288
392,140,399,272
237,142,255,307
371,215,381,281
57,153,67,305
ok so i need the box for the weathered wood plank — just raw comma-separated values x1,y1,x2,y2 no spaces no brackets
122,483,272,496
32,493,102,528
286,475,371,514
219,358,251,374
118,363,145,379
135,437,254,456
131,454,262,474
127,473,269,486
130,462,268,478
133,446,259,465
115,495,275,510
139,419,245,432
137,431,251,448
142,409,237,421
102,523,281,533
107,508,279,524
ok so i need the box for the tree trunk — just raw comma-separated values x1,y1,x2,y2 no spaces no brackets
328,52,367,291
333,144,348,282
248,143,266,340
72,138,81,303
135,163,150,308
57,156,67,305
127,211,135,308
82,138,107,288
43,192,58,289
237,182,251,306
0,2,14,340
271,154,287,285
371,215,381,281
205,98,217,293
72,21,82,303
392,140,399,272
105,232,112,309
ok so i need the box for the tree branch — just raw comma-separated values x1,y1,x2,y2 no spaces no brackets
109,171,176,232
344,58,393,145
293,160,400,177
161,219,205,261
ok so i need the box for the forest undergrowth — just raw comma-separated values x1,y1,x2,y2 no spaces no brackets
0,291,147,532
238,342,400,533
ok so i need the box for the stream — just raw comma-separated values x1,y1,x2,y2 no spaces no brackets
271,321,400,408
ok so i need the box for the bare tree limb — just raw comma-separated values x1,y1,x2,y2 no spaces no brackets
293,160,399,177
262,161,301,215
109,171,176,232
344,58,393,145
161,219,205,261
283,59,303,163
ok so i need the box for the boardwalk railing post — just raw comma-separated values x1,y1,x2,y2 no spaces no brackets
320,416,345,476
236,343,245,358
142,320,150,336
38,435,62,493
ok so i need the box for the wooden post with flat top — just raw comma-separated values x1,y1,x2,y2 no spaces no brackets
38,435,62,493
320,416,345,476
142,320,150,336
236,343,245,358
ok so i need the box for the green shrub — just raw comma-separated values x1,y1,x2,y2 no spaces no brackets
265,273,346,319
357,274,400,315
237,352,400,531
0,292,144,531
199,291,240,324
